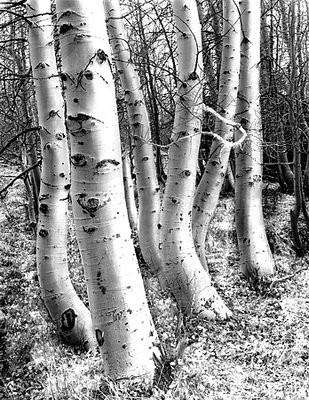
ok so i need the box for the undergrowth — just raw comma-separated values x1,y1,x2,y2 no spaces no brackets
1,169,309,399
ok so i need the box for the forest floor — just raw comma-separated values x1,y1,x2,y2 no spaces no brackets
1,166,309,400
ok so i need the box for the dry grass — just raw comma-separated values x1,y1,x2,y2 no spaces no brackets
1,171,309,399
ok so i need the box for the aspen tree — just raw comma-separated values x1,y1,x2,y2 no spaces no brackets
104,0,164,280
160,0,231,319
235,0,274,277
56,0,156,380
27,0,96,348
192,0,241,270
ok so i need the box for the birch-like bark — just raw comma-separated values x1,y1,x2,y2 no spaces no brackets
104,0,163,279
192,0,241,270
122,152,138,231
160,0,230,319
235,0,274,278
27,0,96,349
56,0,156,381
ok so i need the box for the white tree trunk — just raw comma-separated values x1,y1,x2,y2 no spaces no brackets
104,0,164,281
235,0,274,278
160,0,231,319
192,0,241,270
27,0,96,349
56,0,156,380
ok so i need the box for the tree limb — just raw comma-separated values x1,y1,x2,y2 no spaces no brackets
0,127,40,156
269,259,309,289
0,158,41,197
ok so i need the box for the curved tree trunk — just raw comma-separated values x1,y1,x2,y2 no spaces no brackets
160,0,230,319
235,0,274,278
104,0,164,280
27,0,96,349
56,0,156,381
192,0,241,270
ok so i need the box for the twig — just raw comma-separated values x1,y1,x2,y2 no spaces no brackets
269,262,309,289
0,127,40,156
0,159,41,197
130,104,248,150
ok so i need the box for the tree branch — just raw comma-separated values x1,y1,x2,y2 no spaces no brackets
0,127,40,156
0,158,41,198
203,105,248,149
269,259,309,289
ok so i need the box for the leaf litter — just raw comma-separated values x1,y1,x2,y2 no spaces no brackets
0,169,309,399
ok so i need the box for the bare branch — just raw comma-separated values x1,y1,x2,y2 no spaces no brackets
0,158,41,197
0,126,40,156
203,104,248,149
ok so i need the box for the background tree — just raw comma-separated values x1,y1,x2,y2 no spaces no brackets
0,1,40,226
260,0,309,256
260,0,294,192
279,0,309,255
104,0,164,282
123,0,176,183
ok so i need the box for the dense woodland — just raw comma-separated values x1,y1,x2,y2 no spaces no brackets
0,0,309,399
